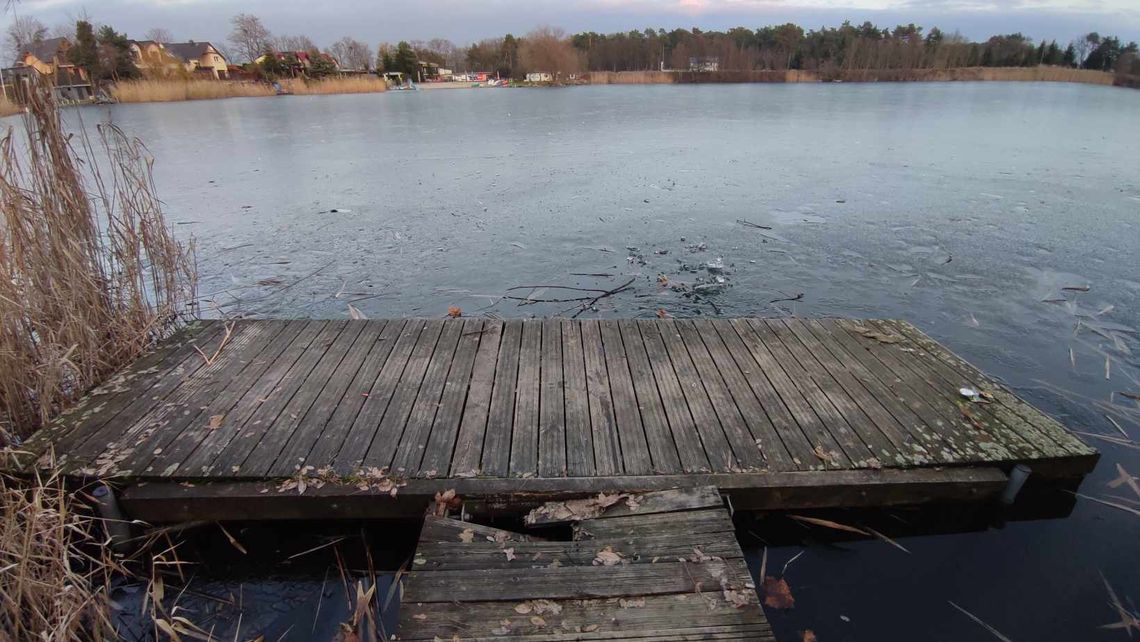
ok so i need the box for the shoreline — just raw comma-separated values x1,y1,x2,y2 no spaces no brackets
584,66,1123,87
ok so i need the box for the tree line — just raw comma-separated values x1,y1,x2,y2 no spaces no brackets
8,11,1139,82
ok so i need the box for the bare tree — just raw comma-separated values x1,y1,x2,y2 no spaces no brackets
519,26,582,77
49,23,75,41
329,36,372,71
144,27,174,44
274,34,317,53
6,15,47,63
228,13,271,63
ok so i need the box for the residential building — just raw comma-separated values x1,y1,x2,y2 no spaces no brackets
689,57,720,72
129,40,184,76
525,72,553,82
164,42,229,79
6,37,92,101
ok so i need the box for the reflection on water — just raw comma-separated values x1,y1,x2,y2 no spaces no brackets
74,82,1139,640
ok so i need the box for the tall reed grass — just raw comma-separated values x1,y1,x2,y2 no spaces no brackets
110,78,275,102
281,75,388,95
0,467,121,641
0,80,196,442
0,93,21,117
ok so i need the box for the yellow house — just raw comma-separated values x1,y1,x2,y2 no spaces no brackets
163,42,229,79
129,40,183,76
11,37,92,100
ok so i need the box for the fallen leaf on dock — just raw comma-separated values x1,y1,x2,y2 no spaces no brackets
593,546,623,566
762,576,795,609
503,547,516,561
448,306,462,318
801,631,818,642
854,328,902,344
206,414,224,430
458,528,475,543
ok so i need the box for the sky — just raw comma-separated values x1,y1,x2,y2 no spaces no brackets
4,0,1139,53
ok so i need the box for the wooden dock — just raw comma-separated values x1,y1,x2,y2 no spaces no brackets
8,318,1097,520
398,487,773,641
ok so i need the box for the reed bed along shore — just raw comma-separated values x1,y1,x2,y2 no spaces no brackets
110,78,275,102
282,75,388,95
0,82,196,441
585,66,1116,85
110,76,387,103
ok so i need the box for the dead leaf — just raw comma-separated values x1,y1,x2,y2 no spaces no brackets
207,414,224,430
582,624,600,632
448,306,462,318
529,616,546,627
762,576,795,609
619,597,645,609
723,587,753,608
503,547,516,561
801,630,818,642
656,308,669,318
593,546,623,566
458,528,475,543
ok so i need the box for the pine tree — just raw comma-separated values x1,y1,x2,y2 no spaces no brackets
68,21,100,81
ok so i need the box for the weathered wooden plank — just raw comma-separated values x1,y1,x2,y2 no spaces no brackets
576,509,737,540
418,319,485,476
66,322,272,476
102,321,287,476
419,515,542,544
866,320,1043,459
539,319,567,477
414,535,742,571
207,321,350,476
808,319,977,462
144,321,308,476
299,319,406,470
889,320,1096,457
836,319,1034,461
618,320,682,474
580,320,624,476
765,319,913,467
54,321,230,467
510,320,542,477
398,596,768,641
636,320,716,473
264,321,388,477
482,320,522,477
561,320,595,477
526,486,724,525
729,318,871,467
120,467,1011,521
691,320,817,470
449,321,504,477
238,322,367,476
330,320,423,474
399,624,771,642
390,320,465,474
599,320,654,474
827,319,1001,461
15,321,220,469
180,321,330,476
361,320,445,469
401,557,752,603
652,322,745,475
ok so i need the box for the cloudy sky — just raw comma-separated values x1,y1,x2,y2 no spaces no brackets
4,0,1138,52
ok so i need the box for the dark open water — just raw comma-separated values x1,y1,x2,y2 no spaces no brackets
64,82,1139,640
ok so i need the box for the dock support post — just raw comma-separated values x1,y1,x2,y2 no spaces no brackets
1000,464,1031,504
92,484,133,555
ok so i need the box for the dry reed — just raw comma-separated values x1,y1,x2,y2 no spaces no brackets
0,93,21,118
110,78,276,102
282,75,388,95
0,80,196,441
0,467,121,641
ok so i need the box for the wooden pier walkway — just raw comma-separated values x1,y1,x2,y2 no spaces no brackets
8,317,1097,520
398,487,773,641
